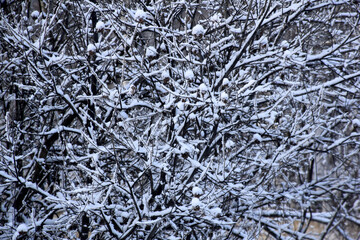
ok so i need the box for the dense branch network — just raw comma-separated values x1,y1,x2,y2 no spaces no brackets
1,0,360,239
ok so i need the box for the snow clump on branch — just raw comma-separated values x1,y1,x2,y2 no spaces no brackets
220,91,229,102
191,198,202,210
210,13,222,27
87,43,96,54
192,186,203,197
185,69,195,81
199,83,208,92
95,21,105,32
12,224,29,240
222,78,230,86
146,46,157,58
209,207,222,217
192,24,205,38
31,11,40,19
134,9,147,23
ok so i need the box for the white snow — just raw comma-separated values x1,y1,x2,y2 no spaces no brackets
280,40,290,49
189,113,196,119
265,111,277,126
353,199,360,210
17,224,28,233
189,159,201,168
96,21,105,31
192,24,205,36
134,9,147,21
225,139,235,149
283,50,292,58
185,69,195,80
238,79,256,95
222,78,230,86
87,43,96,53
220,91,228,101
353,119,360,127
192,186,203,196
13,223,29,240
292,71,360,96
191,198,201,208
253,133,262,142
162,71,170,80
210,13,222,27
177,101,185,111
199,83,208,92
327,133,360,150
160,42,166,51
209,207,222,217
168,237,181,240
31,11,40,19
146,46,157,58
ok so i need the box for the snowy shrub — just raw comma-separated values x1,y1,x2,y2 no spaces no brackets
1,1,360,239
